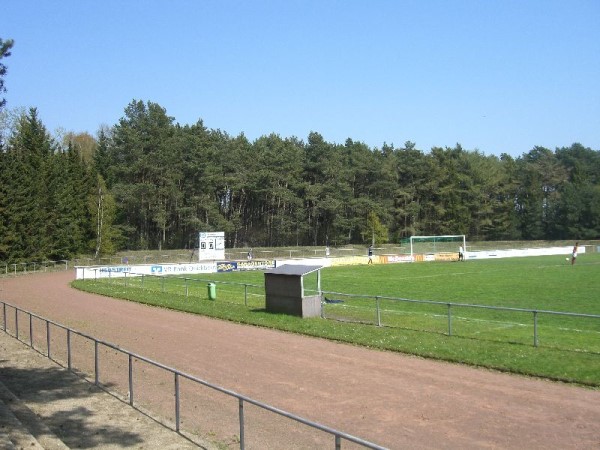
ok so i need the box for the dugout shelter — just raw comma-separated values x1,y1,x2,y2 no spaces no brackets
264,264,322,318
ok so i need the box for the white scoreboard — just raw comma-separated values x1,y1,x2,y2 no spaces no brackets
198,232,225,261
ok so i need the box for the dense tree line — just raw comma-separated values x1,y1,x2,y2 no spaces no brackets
1,100,599,263
1,109,91,261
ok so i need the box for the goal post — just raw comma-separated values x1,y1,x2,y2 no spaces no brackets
409,235,466,261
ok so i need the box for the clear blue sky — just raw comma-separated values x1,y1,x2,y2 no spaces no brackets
2,0,599,156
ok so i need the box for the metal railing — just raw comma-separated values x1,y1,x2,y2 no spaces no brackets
1,260,70,276
319,291,600,350
79,271,600,351
0,301,386,450
0,247,331,276
3,240,599,276
81,269,263,307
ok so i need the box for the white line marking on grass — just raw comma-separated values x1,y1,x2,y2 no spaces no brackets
384,309,529,328
470,322,523,335
557,326,600,335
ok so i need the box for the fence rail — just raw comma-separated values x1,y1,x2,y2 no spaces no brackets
319,291,600,349
1,260,71,275
79,270,600,351
83,269,263,306
4,240,598,276
0,301,386,450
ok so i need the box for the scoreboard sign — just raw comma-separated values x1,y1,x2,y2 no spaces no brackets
198,231,225,261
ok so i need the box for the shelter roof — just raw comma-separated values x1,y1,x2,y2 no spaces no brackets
265,264,322,276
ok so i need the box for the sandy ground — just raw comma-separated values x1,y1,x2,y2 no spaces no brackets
1,271,599,449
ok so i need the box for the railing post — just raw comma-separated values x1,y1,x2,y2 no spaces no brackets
375,296,381,327
161,276,165,293
447,304,452,336
94,340,100,385
67,329,72,370
244,284,248,306
125,272,128,287
46,320,51,358
175,373,180,432
128,354,134,405
533,311,538,347
185,278,188,297
320,295,324,319
29,314,33,347
239,398,245,450
2,303,6,331
335,434,341,450
15,308,18,340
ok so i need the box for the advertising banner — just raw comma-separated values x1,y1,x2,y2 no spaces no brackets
217,260,276,272
75,262,217,279
382,255,413,263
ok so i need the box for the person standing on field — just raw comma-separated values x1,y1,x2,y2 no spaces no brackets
458,245,464,261
571,242,578,265
368,245,373,264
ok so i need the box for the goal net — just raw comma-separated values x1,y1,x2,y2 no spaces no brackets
410,235,466,261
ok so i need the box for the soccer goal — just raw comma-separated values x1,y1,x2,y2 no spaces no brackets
409,235,466,261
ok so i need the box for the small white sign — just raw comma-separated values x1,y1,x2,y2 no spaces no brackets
198,231,225,261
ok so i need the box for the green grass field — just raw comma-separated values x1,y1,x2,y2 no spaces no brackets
73,254,600,387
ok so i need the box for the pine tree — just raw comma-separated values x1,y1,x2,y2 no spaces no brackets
46,143,92,259
89,174,119,257
0,149,9,260
4,108,54,260
0,38,14,112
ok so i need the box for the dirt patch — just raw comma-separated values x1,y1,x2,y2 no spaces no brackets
1,271,600,449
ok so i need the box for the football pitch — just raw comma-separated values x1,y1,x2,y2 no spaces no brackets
74,254,600,386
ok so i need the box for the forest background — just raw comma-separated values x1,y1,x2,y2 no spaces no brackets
1,37,599,263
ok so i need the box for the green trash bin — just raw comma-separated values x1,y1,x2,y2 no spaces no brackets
207,282,216,300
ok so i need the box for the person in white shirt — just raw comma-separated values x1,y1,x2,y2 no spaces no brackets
571,242,578,265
